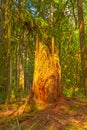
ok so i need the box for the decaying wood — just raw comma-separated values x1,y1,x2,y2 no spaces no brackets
32,42,61,103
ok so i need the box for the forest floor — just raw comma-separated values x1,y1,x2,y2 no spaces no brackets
0,97,87,130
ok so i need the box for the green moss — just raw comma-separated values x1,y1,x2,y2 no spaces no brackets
59,125,85,130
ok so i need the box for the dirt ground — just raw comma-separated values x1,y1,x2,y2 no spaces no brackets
0,97,87,130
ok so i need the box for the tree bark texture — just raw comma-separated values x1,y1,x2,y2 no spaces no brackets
5,0,12,103
32,42,61,103
77,0,87,96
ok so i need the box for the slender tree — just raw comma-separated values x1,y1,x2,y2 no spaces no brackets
5,0,12,103
77,0,87,96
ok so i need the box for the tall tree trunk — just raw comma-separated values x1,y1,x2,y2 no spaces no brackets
50,3,55,57
0,0,7,88
41,0,45,19
17,0,25,96
77,0,87,96
17,32,24,96
0,0,5,41
5,0,12,104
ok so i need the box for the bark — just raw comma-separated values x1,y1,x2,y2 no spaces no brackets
24,48,30,91
32,42,61,103
77,0,87,96
50,3,54,26
0,0,5,41
17,32,24,94
17,0,25,94
0,0,7,88
5,0,12,104
41,0,45,19
19,40,24,91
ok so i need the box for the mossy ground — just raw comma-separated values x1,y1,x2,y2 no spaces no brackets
0,97,87,130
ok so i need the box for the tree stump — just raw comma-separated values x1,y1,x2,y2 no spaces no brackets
32,42,61,104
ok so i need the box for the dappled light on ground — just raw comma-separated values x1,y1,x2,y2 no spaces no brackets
0,97,87,130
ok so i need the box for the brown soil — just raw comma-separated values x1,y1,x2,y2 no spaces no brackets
0,97,87,130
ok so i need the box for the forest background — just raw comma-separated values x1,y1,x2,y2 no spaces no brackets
0,0,87,104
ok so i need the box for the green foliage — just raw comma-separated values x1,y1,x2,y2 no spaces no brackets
0,91,6,103
53,0,59,3
7,118,23,130
59,125,86,130
63,88,73,97
28,120,40,130
0,0,87,102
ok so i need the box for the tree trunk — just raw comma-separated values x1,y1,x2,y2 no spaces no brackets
0,0,5,41
77,0,87,96
5,0,12,104
19,40,24,91
17,32,24,96
41,0,45,19
0,0,7,89
32,40,61,104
